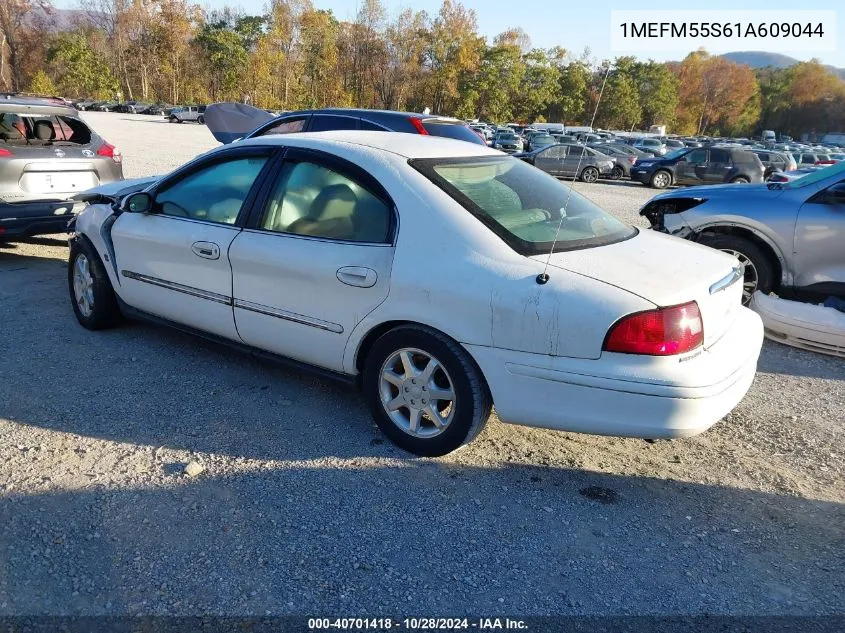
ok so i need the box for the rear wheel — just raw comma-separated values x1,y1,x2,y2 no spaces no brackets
610,165,624,180
68,239,122,330
363,325,492,456
650,170,671,189
168,115,176,123
580,166,599,183
197,116,205,124
730,176,750,184
698,234,775,305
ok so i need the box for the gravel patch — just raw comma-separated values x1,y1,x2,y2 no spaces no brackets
0,112,842,617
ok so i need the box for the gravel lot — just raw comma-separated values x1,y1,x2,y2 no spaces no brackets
1,112,843,617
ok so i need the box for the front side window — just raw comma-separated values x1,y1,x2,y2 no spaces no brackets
260,161,391,243
412,156,635,255
155,156,268,224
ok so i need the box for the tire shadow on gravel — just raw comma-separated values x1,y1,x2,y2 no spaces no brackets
0,463,842,616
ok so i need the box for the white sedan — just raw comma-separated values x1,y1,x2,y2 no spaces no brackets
68,132,764,456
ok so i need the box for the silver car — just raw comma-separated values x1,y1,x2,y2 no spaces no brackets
0,96,124,238
168,105,207,124
640,163,845,304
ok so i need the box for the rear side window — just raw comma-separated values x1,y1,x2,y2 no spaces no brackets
310,115,359,132
0,113,91,145
255,117,308,137
421,120,486,146
709,149,731,163
259,161,391,243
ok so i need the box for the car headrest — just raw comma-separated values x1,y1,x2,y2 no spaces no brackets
308,184,357,221
34,120,55,141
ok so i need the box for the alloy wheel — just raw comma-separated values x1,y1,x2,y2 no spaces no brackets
378,347,457,438
72,254,95,317
722,249,758,304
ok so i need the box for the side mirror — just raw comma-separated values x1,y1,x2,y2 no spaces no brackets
825,183,845,205
122,191,154,213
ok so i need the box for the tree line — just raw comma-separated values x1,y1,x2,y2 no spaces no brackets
2,0,845,137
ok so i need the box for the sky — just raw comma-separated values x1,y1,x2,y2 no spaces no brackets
52,0,845,67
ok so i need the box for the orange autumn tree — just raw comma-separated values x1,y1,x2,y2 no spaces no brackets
672,51,760,136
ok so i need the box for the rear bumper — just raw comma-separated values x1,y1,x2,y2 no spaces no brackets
465,307,764,438
0,199,82,237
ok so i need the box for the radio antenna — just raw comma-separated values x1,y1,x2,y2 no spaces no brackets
537,62,613,285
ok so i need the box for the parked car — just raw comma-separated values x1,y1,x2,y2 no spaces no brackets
631,138,667,156
640,162,845,312
792,152,837,166
587,143,638,179
766,166,826,183
492,130,523,153
203,103,488,147
73,99,98,111
68,131,763,455
751,149,798,180
169,105,207,123
528,133,555,152
90,101,118,112
140,103,170,116
0,96,123,238
515,143,614,182
631,147,765,189
113,101,150,114
663,139,686,151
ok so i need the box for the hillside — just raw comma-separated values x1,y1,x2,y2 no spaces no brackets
721,51,845,79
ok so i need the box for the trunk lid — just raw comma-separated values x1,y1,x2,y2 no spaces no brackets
531,229,744,349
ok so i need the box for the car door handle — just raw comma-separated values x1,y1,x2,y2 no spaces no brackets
191,241,220,260
336,266,377,288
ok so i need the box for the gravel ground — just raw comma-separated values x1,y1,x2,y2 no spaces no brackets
0,113,843,617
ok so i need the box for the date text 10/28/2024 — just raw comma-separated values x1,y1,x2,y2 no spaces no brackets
308,618,528,630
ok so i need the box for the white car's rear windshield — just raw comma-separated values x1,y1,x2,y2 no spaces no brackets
411,156,636,255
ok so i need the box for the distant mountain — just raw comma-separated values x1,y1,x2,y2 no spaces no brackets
720,51,845,80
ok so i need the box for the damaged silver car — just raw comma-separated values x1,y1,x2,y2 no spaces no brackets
0,95,124,238
640,162,845,305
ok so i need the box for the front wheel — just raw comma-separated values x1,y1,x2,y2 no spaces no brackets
68,239,123,330
580,166,599,183
197,116,205,124
363,325,492,456
698,234,775,305
650,170,671,189
730,176,750,184
168,116,176,123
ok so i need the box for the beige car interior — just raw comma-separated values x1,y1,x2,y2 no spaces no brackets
261,162,390,243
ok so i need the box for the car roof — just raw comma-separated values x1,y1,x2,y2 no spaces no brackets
236,130,502,159
0,94,76,116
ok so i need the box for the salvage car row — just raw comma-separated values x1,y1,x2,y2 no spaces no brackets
4,96,844,455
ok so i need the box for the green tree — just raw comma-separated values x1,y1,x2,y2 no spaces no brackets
631,60,678,127
28,69,56,95
47,30,118,98
195,20,249,101
597,70,641,129
514,48,560,122
551,58,590,123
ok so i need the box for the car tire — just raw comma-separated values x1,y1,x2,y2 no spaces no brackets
650,170,672,188
698,234,775,305
730,176,750,184
168,116,176,123
580,166,599,183
610,165,624,180
197,116,204,124
68,238,122,330
363,324,492,457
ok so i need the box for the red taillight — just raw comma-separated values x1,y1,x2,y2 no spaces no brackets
816,160,835,165
604,301,703,356
0,148,11,157
409,117,429,135
628,156,637,164
97,142,122,163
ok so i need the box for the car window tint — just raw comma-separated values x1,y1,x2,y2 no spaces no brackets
540,145,565,159
155,157,268,224
567,145,585,157
310,115,359,132
422,120,487,145
709,149,730,163
756,152,770,161
260,161,391,243
359,119,387,131
257,117,307,137
801,154,815,164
